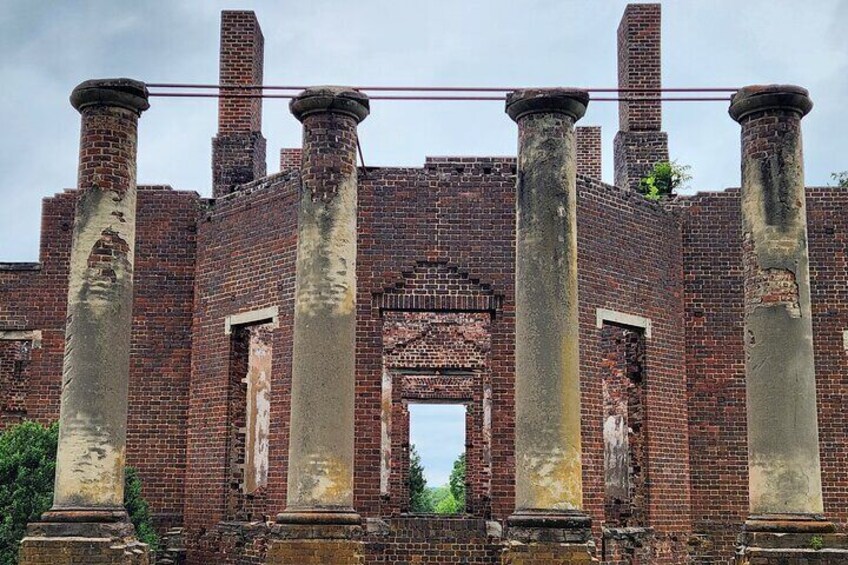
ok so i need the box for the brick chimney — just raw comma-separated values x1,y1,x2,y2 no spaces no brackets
212,11,267,197
613,4,669,192
576,126,602,180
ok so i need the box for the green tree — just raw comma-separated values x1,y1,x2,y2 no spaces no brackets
409,444,432,512
832,171,848,188
0,421,158,564
433,490,460,514
0,421,58,565
639,160,692,201
448,453,466,513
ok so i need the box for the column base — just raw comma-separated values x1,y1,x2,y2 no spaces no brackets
268,509,364,564
502,510,596,563
19,509,149,565
736,516,848,564
744,513,836,533
736,531,848,564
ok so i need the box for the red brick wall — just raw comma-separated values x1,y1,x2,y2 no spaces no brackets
185,171,299,562
212,11,266,197
576,126,603,181
0,186,199,532
356,157,518,522
279,148,301,173
614,3,669,193
182,155,692,562
577,176,690,565
678,187,848,563
617,3,661,133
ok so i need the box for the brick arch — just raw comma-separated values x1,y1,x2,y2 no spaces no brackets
373,260,503,313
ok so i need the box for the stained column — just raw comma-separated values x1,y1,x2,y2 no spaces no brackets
506,89,592,541
49,79,149,518
19,79,150,565
729,85,828,530
278,87,369,524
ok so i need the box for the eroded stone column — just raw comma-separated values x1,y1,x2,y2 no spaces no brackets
278,86,369,526
19,79,149,564
729,85,829,530
729,84,848,564
505,89,593,550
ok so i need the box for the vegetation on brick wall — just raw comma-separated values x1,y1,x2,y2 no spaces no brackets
639,160,692,200
0,421,158,564
832,171,848,188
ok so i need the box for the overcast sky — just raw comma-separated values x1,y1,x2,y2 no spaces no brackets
1,0,846,495
1,1,846,260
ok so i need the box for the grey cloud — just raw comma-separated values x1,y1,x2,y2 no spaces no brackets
1,0,845,260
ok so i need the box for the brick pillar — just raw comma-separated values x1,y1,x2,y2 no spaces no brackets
19,79,151,565
613,3,669,192
212,10,266,197
269,87,369,565
730,85,848,563
503,89,594,564
575,126,602,180
280,148,302,172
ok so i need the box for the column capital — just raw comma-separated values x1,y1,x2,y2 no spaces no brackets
290,86,370,123
70,78,150,115
729,84,812,123
506,88,589,123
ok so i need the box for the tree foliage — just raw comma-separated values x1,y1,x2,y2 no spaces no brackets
0,421,58,565
409,444,431,512
832,171,848,188
448,453,466,513
639,160,692,201
0,421,158,564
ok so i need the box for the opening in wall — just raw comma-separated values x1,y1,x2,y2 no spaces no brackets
601,322,647,528
0,330,40,431
408,403,467,515
226,320,274,520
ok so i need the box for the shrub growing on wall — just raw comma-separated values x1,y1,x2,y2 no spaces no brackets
639,160,692,201
0,421,158,564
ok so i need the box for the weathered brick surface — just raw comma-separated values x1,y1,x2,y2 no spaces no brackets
501,543,595,564
676,186,848,564
0,339,32,426
278,148,301,173
0,186,200,532
614,4,669,193
212,11,266,196
617,4,661,133
576,126,603,181
19,537,150,565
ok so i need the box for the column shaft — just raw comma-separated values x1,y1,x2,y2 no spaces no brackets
281,87,369,522
506,89,589,519
730,85,825,524
51,80,149,514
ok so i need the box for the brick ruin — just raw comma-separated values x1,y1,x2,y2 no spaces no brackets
3,4,848,564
